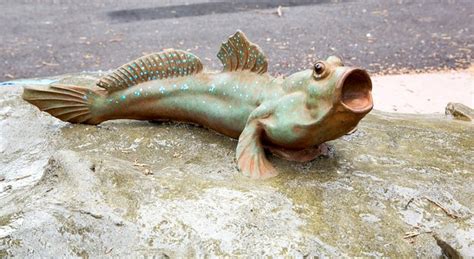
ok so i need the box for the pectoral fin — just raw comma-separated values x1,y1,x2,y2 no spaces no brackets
236,121,277,179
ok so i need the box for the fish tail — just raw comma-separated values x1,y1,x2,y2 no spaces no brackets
22,84,108,125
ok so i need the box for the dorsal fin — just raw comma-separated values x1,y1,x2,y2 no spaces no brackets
217,30,268,74
97,49,203,93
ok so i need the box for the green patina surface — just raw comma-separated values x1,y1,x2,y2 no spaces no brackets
22,31,373,179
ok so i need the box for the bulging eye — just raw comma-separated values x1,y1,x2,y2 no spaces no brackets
327,56,343,66
313,62,327,79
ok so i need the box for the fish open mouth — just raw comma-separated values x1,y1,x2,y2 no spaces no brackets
339,68,373,113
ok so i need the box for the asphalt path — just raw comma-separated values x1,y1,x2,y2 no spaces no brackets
1,0,472,81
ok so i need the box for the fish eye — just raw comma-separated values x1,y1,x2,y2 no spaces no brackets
327,56,344,66
313,62,327,79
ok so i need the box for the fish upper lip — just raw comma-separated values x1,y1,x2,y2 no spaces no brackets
336,68,373,114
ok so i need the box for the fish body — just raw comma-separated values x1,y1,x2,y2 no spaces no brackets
94,72,278,138
23,31,373,179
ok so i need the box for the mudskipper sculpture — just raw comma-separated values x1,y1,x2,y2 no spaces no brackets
23,30,373,179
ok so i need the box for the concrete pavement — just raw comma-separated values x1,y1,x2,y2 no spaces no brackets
1,0,472,81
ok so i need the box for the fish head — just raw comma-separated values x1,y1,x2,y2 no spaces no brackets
301,56,373,145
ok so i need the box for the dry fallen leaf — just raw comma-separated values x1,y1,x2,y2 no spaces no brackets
109,38,122,43
276,6,283,17
41,61,59,66
133,159,149,167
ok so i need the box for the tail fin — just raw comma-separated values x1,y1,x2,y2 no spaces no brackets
22,84,106,125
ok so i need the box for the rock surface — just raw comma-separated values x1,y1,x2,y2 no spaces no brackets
446,102,474,122
0,74,473,257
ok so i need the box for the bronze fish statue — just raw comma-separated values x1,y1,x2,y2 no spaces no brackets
23,30,373,179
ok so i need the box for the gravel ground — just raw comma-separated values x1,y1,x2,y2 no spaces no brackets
1,0,472,81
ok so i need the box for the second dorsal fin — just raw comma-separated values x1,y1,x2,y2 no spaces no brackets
97,49,203,93
217,31,268,74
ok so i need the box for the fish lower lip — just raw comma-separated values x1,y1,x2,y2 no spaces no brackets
339,68,373,113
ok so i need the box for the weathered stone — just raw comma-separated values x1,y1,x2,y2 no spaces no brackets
446,102,474,121
433,234,463,259
0,75,473,257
